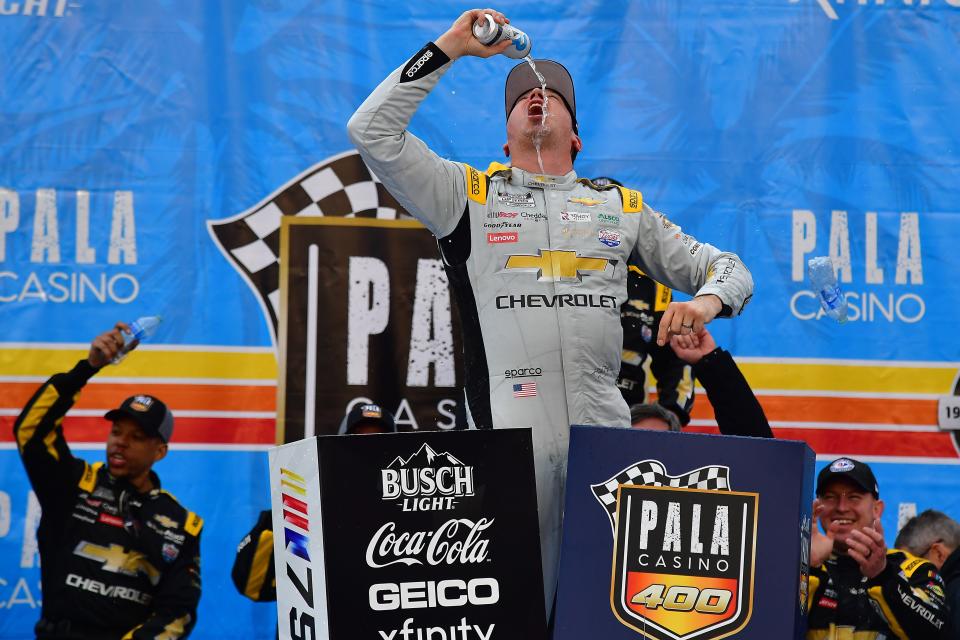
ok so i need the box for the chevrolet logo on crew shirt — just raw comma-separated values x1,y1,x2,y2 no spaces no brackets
502,250,615,282
74,541,161,585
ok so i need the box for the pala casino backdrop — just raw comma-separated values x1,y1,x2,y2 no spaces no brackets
1,2,958,638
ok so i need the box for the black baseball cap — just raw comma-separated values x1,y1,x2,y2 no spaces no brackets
105,395,174,443
505,59,577,132
816,457,879,498
338,403,397,435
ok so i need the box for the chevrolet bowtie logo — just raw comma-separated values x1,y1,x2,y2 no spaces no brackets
74,541,161,585
502,250,615,282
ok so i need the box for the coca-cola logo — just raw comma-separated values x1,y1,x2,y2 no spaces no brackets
365,518,494,568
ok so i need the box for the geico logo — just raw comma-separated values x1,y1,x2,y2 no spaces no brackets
504,367,542,378
369,578,500,611
405,50,434,77
382,466,475,499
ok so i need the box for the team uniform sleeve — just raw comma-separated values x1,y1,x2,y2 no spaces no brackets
629,203,753,317
867,552,950,639
648,341,694,426
13,359,97,505
126,515,204,640
232,510,277,602
346,42,469,239
693,348,773,438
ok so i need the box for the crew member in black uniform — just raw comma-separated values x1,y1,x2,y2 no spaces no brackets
592,176,694,426
13,323,202,640
807,457,949,639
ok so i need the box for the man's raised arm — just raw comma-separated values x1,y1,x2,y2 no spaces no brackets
346,9,510,238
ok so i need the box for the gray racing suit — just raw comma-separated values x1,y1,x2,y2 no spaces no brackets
347,42,754,610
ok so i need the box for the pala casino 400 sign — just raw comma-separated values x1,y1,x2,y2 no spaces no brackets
610,484,757,640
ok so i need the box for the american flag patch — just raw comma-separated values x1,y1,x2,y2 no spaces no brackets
512,383,537,398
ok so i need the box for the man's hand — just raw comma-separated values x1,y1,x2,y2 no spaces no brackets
669,328,717,365
810,499,835,567
88,322,132,368
846,519,887,579
656,294,722,347
435,9,512,60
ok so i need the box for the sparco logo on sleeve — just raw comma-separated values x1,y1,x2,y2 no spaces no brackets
405,49,434,78
591,459,758,640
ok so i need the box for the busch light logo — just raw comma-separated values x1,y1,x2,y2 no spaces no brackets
381,443,474,512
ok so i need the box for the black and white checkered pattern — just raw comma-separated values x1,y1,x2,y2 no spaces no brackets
207,150,411,342
591,459,731,536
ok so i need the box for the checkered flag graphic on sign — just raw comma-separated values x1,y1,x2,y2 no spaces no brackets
207,150,411,343
591,459,731,536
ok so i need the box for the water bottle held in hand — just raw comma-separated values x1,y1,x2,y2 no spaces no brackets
113,316,162,363
807,257,847,323
472,14,532,59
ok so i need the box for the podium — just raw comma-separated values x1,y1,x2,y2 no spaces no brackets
268,429,547,640
554,426,815,640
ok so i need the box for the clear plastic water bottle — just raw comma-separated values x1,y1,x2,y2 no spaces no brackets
113,316,162,363
807,257,847,323
472,14,532,59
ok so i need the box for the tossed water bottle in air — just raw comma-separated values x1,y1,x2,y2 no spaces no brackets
807,257,847,323
113,316,162,363
472,13,532,59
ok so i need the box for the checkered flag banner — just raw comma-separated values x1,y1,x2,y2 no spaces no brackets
591,459,731,536
207,150,411,343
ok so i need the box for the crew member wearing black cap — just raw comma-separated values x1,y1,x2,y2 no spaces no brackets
13,323,202,639
232,403,397,604
807,457,949,639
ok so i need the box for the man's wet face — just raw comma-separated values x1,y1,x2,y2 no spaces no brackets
507,87,573,140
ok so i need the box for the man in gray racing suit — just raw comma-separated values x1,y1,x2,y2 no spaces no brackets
347,8,754,611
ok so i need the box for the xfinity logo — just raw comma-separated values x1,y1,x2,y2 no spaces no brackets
790,0,960,21
405,49,434,78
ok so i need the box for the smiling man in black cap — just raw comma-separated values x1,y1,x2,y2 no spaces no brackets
13,323,202,640
806,456,949,639
347,7,754,611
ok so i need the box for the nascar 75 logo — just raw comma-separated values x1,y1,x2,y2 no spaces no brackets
611,485,758,640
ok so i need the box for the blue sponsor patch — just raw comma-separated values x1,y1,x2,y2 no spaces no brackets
598,228,621,248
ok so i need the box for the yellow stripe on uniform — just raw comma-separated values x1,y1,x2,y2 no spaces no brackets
155,614,191,640
121,624,143,640
867,584,909,639
462,164,488,204
653,282,672,312
484,161,511,175
807,574,820,613
78,461,103,492
16,385,60,452
617,186,643,212
244,529,275,600
184,512,203,537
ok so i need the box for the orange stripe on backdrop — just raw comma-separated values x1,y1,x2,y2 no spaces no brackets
0,382,276,413
688,395,937,426
0,416,275,445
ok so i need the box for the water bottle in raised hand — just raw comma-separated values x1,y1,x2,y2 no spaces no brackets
113,316,162,363
472,13,532,59
807,257,847,323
